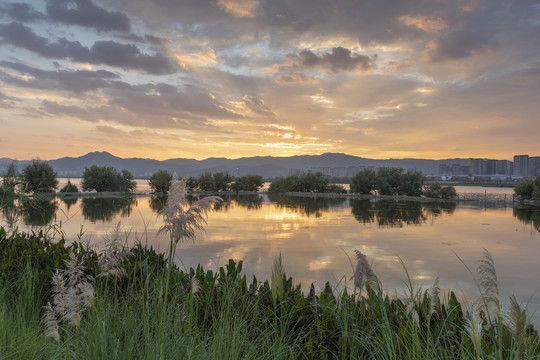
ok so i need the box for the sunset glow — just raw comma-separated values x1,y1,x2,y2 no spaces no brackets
1,0,538,161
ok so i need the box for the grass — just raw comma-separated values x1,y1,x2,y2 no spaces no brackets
1,228,540,359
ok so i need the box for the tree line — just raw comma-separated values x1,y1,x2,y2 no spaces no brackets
149,170,264,193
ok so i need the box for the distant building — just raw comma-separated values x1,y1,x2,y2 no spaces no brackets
514,155,529,177
310,167,330,176
470,159,487,175
330,167,347,178
529,157,540,177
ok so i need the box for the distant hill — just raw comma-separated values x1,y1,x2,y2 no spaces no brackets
0,151,472,178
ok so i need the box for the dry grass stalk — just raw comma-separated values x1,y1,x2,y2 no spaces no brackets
430,276,440,314
42,302,60,342
350,250,377,296
98,223,129,279
505,295,527,360
49,253,95,328
465,308,483,359
271,253,285,303
158,175,222,244
476,249,501,318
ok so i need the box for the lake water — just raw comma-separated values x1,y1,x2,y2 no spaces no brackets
2,182,540,327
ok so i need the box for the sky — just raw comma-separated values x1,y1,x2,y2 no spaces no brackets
0,0,539,161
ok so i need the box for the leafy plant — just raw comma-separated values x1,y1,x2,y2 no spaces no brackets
20,160,58,193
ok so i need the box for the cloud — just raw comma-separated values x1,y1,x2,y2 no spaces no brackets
1,2,46,22
287,47,377,73
46,0,131,32
242,95,275,116
1,61,119,93
275,72,317,85
429,29,495,61
0,22,177,74
0,91,17,108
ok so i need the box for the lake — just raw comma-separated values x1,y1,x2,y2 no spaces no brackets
2,182,540,327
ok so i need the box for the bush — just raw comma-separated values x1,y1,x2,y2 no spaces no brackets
269,172,347,194
424,182,457,199
59,180,79,193
20,160,58,193
350,169,376,194
81,166,136,192
514,179,534,200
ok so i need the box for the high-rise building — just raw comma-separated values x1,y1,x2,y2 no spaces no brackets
513,155,529,177
529,157,540,177
470,159,487,175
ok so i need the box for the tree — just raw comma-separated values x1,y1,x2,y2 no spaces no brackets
81,166,136,192
350,169,376,194
213,172,233,192
20,160,58,193
2,161,19,189
424,182,457,199
119,169,137,192
197,172,215,191
398,170,424,196
234,174,264,191
149,170,173,194
375,167,403,195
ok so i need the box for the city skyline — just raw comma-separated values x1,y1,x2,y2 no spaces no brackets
1,0,539,161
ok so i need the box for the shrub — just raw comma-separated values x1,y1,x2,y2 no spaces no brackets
514,179,535,200
20,160,58,193
81,166,136,192
59,180,78,193
424,182,457,199
269,172,333,193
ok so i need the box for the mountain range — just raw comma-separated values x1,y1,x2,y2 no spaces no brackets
0,151,471,178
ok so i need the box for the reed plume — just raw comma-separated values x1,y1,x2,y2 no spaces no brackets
476,249,501,318
158,175,222,245
350,250,377,296
271,253,285,303
42,302,60,342
98,222,129,279
505,295,527,360
50,253,94,327
430,275,440,314
465,308,483,360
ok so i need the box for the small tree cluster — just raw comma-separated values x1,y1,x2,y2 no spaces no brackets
514,176,540,200
350,167,424,196
20,160,58,193
81,166,136,192
423,182,457,199
149,170,173,194
269,172,346,193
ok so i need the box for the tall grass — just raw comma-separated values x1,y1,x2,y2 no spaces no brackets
1,216,540,358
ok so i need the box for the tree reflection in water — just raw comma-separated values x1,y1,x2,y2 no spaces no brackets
59,196,78,211
20,197,59,226
350,199,456,228
81,196,137,223
149,194,263,214
513,208,540,232
267,194,347,218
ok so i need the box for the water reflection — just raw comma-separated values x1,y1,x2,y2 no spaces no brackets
81,196,137,222
350,199,456,228
59,196,78,210
267,194,347,217
149,195,167,213
514,208,540,232
20,197,59,226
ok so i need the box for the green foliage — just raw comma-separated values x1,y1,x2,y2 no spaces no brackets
233,174,264,191
514,176,540,201
269,172,343,193
424,182,457,199
350,168,376,194
197,172,215,191
149,170,173,194
20,160,58,193
59,179,79,193
81,165,136,192
213,171,233,191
